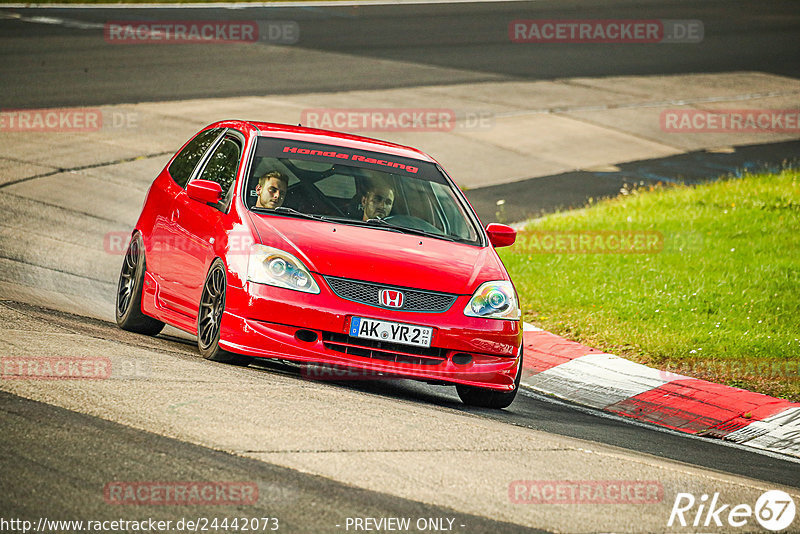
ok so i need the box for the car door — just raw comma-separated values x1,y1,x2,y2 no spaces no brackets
150,127,224,288
157,131,244,319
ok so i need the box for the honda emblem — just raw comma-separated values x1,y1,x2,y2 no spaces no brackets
379,289,404,308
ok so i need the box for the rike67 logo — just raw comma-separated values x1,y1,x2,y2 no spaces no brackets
668,490,796,531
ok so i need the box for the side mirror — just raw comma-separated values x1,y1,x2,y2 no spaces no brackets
486,223,516,248
187,179,222,205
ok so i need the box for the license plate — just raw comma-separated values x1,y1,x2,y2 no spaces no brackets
349,317,433,348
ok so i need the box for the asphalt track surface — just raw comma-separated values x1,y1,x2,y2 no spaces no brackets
0,0,799,108
0,389,546,534
2,1,800,532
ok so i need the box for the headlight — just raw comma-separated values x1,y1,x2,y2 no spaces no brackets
464,281,520,320
247,245,320,294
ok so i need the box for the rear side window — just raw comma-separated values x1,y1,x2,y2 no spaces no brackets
168,128,221,188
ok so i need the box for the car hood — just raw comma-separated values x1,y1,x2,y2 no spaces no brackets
247,213,508,295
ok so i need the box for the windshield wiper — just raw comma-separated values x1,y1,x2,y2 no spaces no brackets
364,218,455,241
254,208,384,227
254,206,324,221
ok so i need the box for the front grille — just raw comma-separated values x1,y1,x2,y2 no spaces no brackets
324,276,457,312
323,332,446,366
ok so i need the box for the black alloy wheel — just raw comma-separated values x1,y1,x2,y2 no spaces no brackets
115,233,165,336
197,260,252,366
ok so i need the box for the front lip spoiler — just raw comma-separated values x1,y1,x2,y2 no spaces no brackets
219,313,521,391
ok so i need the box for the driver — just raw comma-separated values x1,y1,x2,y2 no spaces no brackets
361,180,394,221
255,171,288,209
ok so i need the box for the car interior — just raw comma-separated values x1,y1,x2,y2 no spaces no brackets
245,156,477,242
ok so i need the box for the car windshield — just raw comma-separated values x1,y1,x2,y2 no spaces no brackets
245,137,482,245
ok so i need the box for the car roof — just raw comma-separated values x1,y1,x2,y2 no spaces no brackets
213,120,438,164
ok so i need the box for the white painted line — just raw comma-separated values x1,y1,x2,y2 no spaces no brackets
522,322,542,332
521,353,675,409
1,0,533,9
0,13,104,30
724,407,800,458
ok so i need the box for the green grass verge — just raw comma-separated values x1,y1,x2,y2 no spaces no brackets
500,168,800,401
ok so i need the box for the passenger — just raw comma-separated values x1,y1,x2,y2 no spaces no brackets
361,180,394,221
255,171,288,209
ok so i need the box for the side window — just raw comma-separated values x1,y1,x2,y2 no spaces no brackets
168,128,221,188
195,135,242,210
431,182,477,241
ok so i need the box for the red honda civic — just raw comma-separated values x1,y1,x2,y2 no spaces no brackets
116,120,523,408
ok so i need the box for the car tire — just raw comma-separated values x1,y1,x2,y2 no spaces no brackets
116,233,165,336
456,352,522,409
197,259,252,366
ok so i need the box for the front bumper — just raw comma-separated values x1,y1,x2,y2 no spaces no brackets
219,279,522,391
